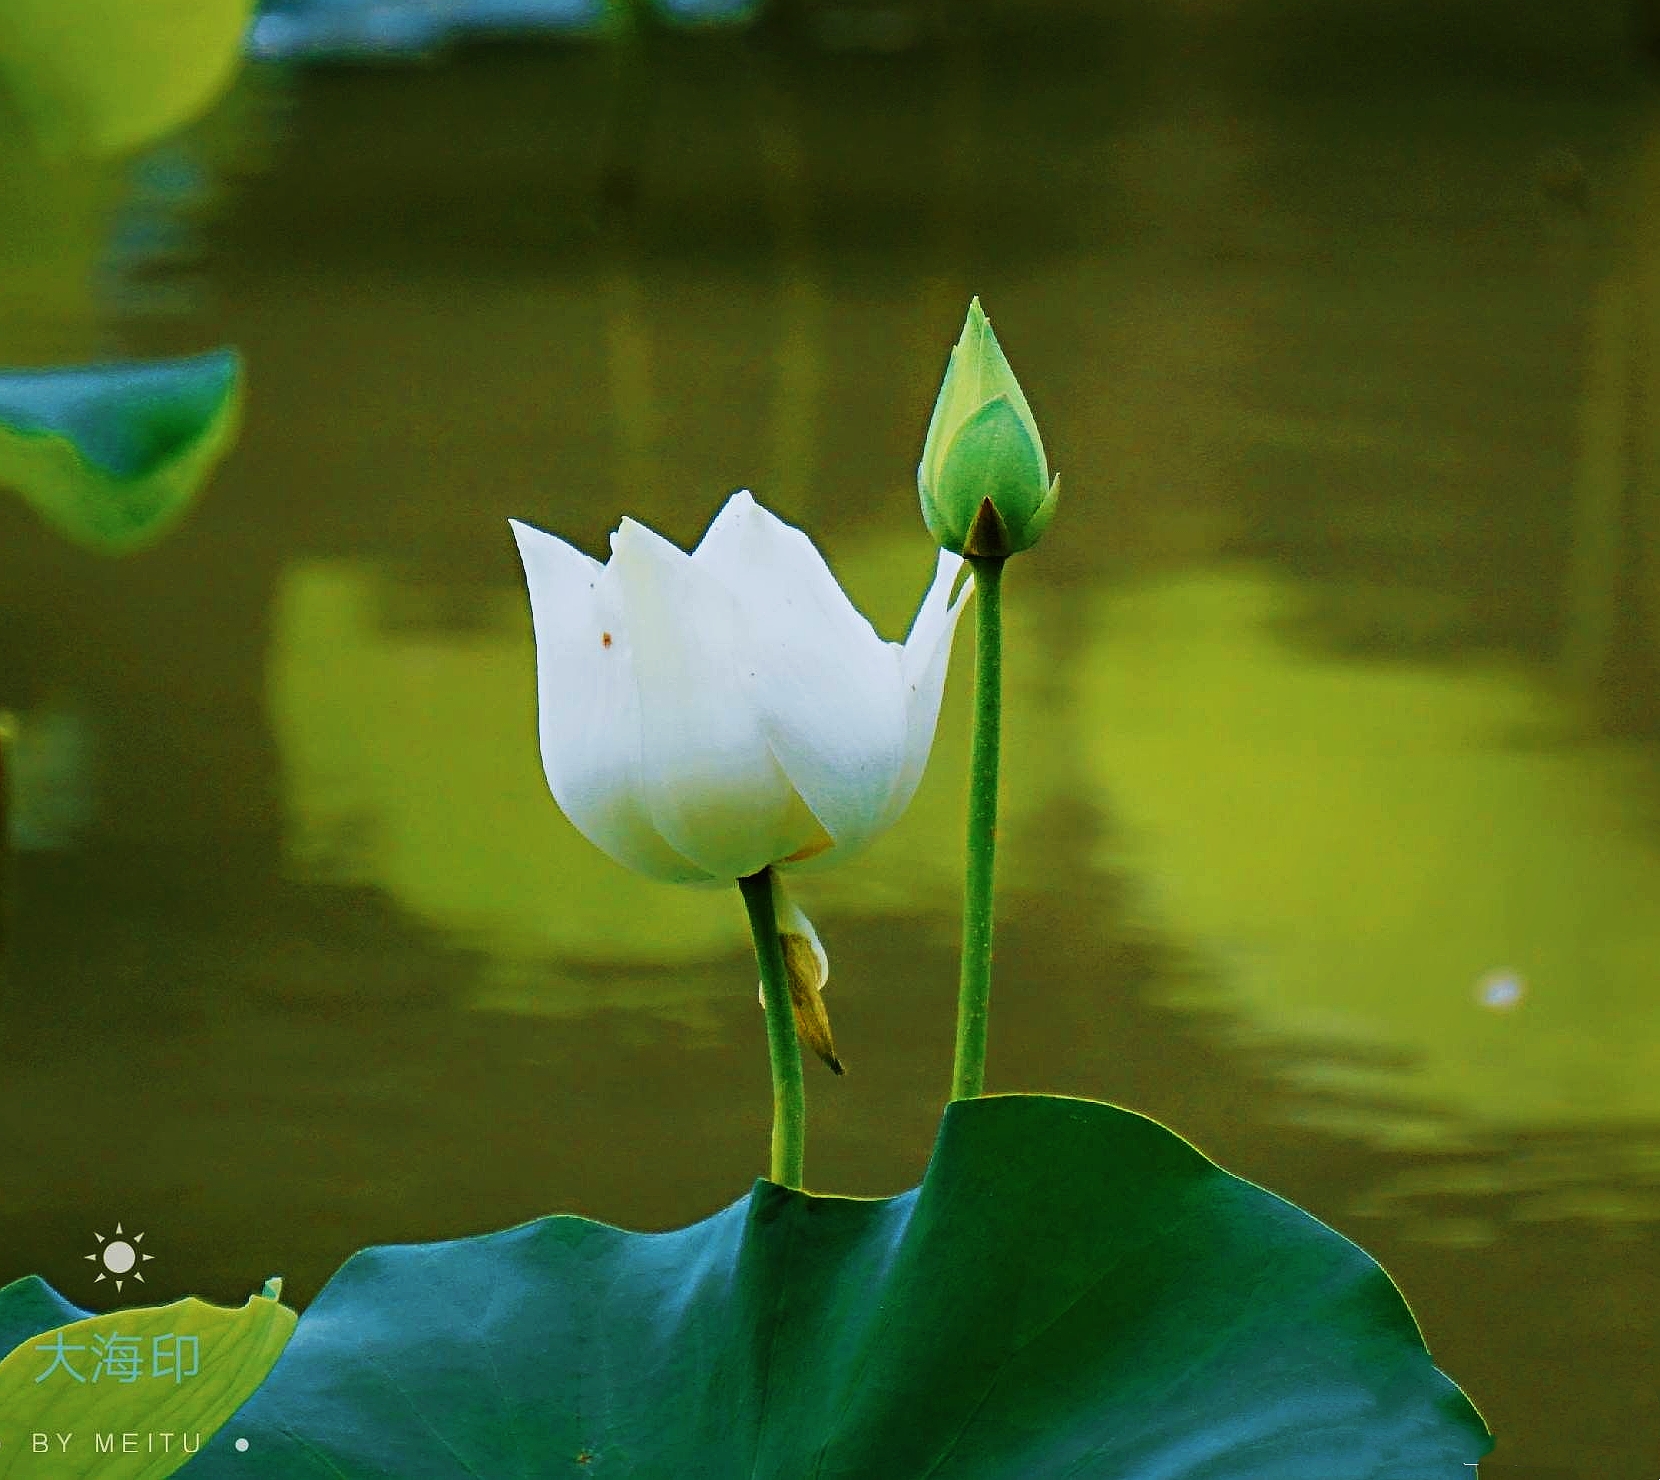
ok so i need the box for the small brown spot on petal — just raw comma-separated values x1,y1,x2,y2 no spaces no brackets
601,631,613,648
781,828,834,864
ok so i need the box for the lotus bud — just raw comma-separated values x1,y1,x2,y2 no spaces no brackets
918,297,1058,559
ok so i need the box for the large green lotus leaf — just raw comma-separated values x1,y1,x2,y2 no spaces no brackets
0,1279,295,1478
0,0,253,157
0,350,242,554
178,1095,1488,1477
0,1276,86,1363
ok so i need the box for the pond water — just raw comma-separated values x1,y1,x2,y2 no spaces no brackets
2,8,1657,1476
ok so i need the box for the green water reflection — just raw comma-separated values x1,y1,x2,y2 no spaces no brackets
1081,568,1660,1145
2,13,1658,1476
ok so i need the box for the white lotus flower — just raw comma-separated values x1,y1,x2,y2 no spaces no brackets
510,490,972,885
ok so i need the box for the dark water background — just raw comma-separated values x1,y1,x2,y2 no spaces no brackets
3,4,1660,1475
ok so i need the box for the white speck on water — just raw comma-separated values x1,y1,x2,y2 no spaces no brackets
1476,970,1524,1011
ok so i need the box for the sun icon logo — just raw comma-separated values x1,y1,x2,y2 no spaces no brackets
85,1223,154,1292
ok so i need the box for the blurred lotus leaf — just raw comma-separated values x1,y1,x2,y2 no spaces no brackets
648,0,760,28
147,1095,1487,1477
0,1277,295,1479
0,349,242,554
246,0,756,62
247,0,475,62
0,0,254,158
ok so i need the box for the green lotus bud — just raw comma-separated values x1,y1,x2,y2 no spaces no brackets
917,297,1058,559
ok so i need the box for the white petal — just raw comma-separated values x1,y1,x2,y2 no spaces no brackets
693,491,908,855
511,519,712,883
611,515,821,879
881,551,973,831
693,491,883,656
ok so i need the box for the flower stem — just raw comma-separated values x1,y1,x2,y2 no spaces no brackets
739,866,806,1188
952,554,1005,1101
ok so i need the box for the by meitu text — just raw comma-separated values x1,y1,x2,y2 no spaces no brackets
27,1432,202,1456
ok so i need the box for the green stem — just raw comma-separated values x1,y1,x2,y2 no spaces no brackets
952,555,1005,1101
739,867,806,1187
